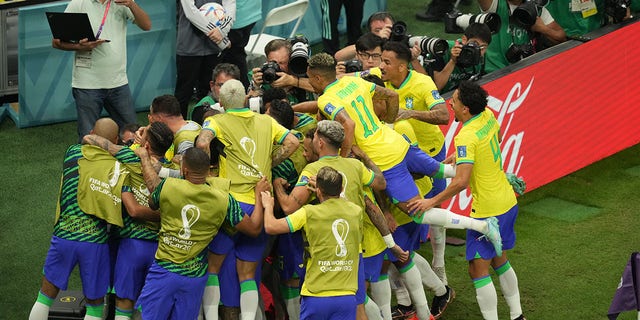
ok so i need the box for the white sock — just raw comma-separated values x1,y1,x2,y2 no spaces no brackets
413,252,446,296
365,295,383,320
203,273,220,320
399,263,430,320
240,280,259,320
285,297,300,320
474,276,498,320
29,301,50,320
495,262,522,319
418,208,487,233
429,226,446,268
84,315,102,320
388,265,412,306
370,278,393,320
115,316,131,320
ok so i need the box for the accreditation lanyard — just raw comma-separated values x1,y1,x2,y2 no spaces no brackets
95,0,112,39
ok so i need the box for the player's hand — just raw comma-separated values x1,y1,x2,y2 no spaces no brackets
252,67,264,86
256,177,271,194
133,144,149,158
207,28,223,43
443,153,456,165
395,109,413,121
273,177,289,190
350,145,366,160
260,191,274,209
134,126,146,145
391,245,410,264
306,176,317,193
407,198,436,218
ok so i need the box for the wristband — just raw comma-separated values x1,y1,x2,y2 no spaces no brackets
443,164,456,178
158,167,171,178
382,234,396,249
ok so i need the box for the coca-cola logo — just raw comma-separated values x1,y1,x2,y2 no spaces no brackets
444,77,533,213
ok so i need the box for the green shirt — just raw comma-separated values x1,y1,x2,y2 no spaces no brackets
150,177,243,277
287,198,363,297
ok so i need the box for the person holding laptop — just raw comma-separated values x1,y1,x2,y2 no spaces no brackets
52,0,151,143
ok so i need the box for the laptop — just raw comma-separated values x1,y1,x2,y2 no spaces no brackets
46,12,97,43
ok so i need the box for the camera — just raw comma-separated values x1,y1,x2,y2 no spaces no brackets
445,11,502,34
261,61,282,84
289,35,310,76
505,42,535,63
344,59,363,73
605,0,630,22
457,41,483,68
512,0,549,27
390,21,409,42
408,36,449,56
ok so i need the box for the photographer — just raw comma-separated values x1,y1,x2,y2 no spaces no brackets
336,32,385,77
250,39,315,105
334,12,395,62
479,0,566,73
433,23,492,93
546,0,630,38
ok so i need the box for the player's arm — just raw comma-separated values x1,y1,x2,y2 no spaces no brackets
134,146,162,195
272,133,300,167
364,195,409,263
407,163,472,214
115,0,151,31
292,101,319,114
122,191,160,221
83,134,124,155
396,103,449,125
273,178,312,214
372,85,400,123
351,145,386,191
332,109,356,157
234,177,269,237
196,127,216,158
262,191,291,235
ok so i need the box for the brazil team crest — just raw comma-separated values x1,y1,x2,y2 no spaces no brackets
405,97,414,110
324,103,336,115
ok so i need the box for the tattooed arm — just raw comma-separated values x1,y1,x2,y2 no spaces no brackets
372,85,400,123
134,147,162,195
272,133,300,167
83,134,123,155
273,178,311,215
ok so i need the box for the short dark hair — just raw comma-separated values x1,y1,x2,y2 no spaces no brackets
146,122,174,156
458,80,488,115
212,63,241,82
361,74,385,87
151,95,181,117
383,41,412,64
367,11,395,29
269,99,295,129
182,147,210,175
355,32,385,53
263,88,287,104
464,23,492,45
317,166,343,197
305,127,316,140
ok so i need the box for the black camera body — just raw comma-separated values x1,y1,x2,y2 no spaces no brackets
445,11,502,34
505,42,535,63
289,35,310,76
344,60,363,73
261,61,282,84
390,21,409,42
512,0,549,27
457,41,483,68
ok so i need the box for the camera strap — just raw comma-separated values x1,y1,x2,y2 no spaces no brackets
95,0,112,39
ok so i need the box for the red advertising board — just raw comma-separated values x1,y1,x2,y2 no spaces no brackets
441,21,640,215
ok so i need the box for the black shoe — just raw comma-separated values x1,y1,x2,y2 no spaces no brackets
431,286,455,319
514,315,527,320
391,304,417,320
